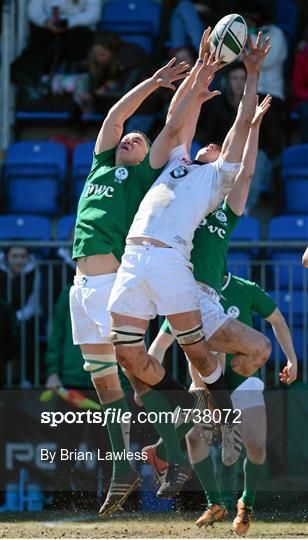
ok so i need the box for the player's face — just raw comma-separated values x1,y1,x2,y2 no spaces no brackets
196,143,221,164
116,133,148,165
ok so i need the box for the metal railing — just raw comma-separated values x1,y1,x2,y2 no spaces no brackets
0,241,307,389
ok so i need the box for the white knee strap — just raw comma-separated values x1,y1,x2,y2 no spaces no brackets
171,324,204,346
83,353,118,379
109,325,145,347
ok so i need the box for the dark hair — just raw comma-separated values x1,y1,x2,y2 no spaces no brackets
206,141,223,149
227,61,246,75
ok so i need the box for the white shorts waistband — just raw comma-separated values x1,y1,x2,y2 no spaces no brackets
74,272,117,288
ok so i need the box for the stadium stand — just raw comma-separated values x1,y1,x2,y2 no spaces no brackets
281,144,308,182
3,141,67,214
0,215,51,240
227,217,260,279
72,141,95,200
100,0,161,54
56,215,76,240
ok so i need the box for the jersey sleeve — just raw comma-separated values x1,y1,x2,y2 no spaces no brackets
91,147,116,170
249,282,277,318
222,201,241,235
161,318,172,334
136,143,189,191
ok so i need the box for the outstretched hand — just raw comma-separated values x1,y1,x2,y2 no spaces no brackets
242,32,271,74
279,361,297,385
153,58,190,91
193,51,223,102
251,94,272,125
198,26,212,60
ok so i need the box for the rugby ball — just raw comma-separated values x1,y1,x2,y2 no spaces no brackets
210,14,247,64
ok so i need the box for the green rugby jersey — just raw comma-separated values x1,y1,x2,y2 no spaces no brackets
220,273,277,390
191,202,240,295
73,148,162,262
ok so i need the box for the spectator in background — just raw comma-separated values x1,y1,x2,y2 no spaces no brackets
169,0,204,54
243,6,288,158
45,285,91,389
51,32,149,115
11,0,101,99
0,246,41,385
292,24,308,143
173,46,196,68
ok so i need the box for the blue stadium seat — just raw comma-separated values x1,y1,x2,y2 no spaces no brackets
227,217,260,280
56,215,76,240
268,290,304,326
227,252,253,281
101,0,161,53
72,141,95,199
269,215,308,289
230,216,260,242
0,215,51,240
4,141,67,181
4,141,67,214
281,144,308,182
285,179,308,213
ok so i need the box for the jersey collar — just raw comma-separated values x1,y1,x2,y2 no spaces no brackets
192,159,205,166
221,272,232,291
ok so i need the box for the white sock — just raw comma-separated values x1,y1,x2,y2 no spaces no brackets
199,362,222,384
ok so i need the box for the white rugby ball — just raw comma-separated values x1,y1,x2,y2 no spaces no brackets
210,14,247,64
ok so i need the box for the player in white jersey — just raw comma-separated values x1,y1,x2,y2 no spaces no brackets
108,33,270,497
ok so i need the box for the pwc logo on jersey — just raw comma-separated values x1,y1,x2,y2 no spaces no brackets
227,305,240,318
84,184,114,198
170,165,188,179
114,167,129,183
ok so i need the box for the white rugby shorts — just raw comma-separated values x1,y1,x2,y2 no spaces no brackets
198,283,231,340
70,272,117,344
107,244,199,319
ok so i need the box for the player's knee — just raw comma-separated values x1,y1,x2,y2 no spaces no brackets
246,443,266,465
254,335,272,366
114,348,136,372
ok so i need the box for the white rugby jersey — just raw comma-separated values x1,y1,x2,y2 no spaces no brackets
128,144,241,259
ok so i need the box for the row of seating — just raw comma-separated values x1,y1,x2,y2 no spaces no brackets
2,141,308,215
0,213,306,242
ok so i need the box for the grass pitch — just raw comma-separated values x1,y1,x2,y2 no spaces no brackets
1,512,308,539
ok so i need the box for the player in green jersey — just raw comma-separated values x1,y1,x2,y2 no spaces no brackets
148,274,297,534
70,58,192,516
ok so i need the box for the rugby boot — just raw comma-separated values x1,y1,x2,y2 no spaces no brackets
156,462,192,499
233,498,253,535
142,444,168,485
99,468,141,517
221,423,242,466
195,504,229,528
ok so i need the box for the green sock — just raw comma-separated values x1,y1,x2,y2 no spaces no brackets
102,397,131,479
141,390,186,465
242,457,265,508
219,461,238,512
193,456,222,506
156,417,194,461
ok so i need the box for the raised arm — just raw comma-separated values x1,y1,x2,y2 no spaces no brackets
94,59,189,154
150,52,222,168
226,94,271,215
221,33,270,163
165,28,222,153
